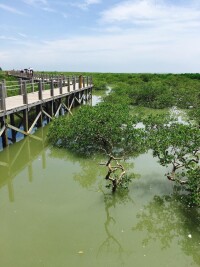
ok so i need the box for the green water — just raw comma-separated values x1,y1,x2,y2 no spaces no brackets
0,123,200,267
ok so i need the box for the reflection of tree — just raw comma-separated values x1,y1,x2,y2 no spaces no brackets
49,147,135,189
73,159,135,189
49,148,105,188
97,188,134,264
132,193,200,265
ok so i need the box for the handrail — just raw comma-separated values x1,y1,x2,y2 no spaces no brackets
0,74,93,111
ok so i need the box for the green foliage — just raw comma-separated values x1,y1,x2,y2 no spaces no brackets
98,73,200,110
190,108,200,126
93,80,107,90
187,168,200,206
29,71,200,110
48,102,147,157
105,173,134,190
147,120,200,206
47,71,200,202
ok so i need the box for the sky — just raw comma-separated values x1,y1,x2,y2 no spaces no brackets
0,0,200,73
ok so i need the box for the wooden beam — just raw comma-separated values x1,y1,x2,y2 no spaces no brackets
0,124,6,136
15,113,23,120
69,98,75,111
29,135,43,142
75,97,81,104
54,103,62,117
62,103,73,115
10,138,28,167
0,161,9,167
28,111,42,134
7,123,28,136
42,109,52,120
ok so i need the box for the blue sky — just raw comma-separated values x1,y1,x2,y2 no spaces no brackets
1,0,200,73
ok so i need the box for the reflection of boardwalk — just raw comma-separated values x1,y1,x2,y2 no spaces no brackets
0,128,47,202
0,74,93,148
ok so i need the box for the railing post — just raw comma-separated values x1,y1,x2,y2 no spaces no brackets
38,80,43,100
2,80,7,98
19,79,23,94
50,79,54,97
67,77,70,93
83,76,85,88
59,78,63,94
73,77,76,90
79,75,83,89
42,78,45,91
90,76,92,86
31,78,34,92
63,75,66,86
22,81,28,105
0,82,6,110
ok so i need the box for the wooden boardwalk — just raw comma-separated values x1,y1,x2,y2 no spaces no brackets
0,72,93,148
2,83,88,114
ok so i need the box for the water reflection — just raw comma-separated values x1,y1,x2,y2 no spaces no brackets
0,127,48,202
49,147,136,190
132,193,200,265
97,188,134,266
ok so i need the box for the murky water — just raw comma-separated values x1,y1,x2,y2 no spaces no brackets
0,95,200,267
0,126,200,267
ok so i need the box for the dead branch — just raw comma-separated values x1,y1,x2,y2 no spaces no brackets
100,154,126,192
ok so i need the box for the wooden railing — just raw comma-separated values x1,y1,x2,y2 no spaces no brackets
0,74,92,111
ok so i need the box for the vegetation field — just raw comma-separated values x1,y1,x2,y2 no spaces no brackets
47,72,200,206
1,70,199,204
0,71,200,267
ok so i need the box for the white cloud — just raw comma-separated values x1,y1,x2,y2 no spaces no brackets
0,3,25,15
85,0,101,4
17,32,28,38
1,0,200,72
100,0,200,29
62,13,69,18
23,0,57,12
23,0,48,5
0,35,18,41
42,7,56,12
72,0,101,10
2,28,200,72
